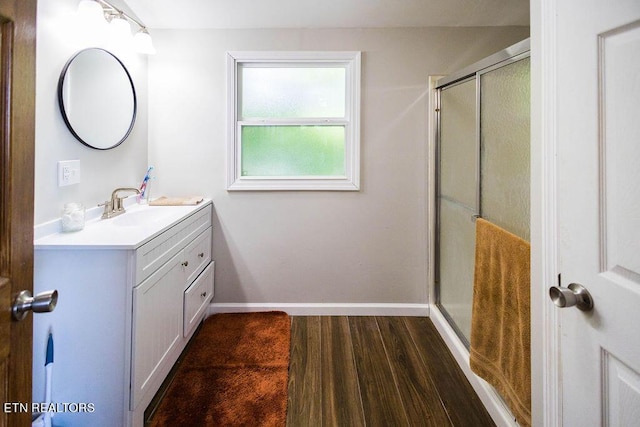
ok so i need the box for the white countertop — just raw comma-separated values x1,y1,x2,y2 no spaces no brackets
35,199,212,250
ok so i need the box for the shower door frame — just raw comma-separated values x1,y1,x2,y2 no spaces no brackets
428,38,530,425
433,75,480,348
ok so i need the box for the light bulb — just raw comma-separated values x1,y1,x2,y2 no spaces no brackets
133,29,156,55
108,14,132,44
77,0,104,22
76,0,108,44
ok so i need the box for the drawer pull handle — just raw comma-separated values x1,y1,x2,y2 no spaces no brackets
198,252,205,258
200,291,207,298
182,261,189,267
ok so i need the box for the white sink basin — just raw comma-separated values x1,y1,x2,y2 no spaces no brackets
111,207,177,227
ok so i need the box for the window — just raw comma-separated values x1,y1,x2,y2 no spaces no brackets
226,51,361,190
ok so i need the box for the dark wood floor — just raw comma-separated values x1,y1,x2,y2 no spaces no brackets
287,316,495,427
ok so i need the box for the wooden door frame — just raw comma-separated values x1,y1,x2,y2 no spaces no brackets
531,0,562,426
0,0,37,425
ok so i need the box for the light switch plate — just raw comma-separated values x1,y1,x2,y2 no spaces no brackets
58,160,81,186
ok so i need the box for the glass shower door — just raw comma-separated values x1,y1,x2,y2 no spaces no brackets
436,55,530,346
480,57,531,240
437,78,478,343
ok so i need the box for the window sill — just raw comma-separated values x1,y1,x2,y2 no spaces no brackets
226,176,360,191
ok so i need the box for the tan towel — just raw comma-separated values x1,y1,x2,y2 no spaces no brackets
470,218,531,427
149,196,204,206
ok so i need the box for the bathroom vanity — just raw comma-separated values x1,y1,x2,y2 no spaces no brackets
32,200,214,427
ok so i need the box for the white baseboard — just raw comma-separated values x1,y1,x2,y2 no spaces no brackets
207,302,429,317
429,305,517,427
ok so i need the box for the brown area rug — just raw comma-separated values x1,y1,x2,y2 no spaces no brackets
149,311,291,427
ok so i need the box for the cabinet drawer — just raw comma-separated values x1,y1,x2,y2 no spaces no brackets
184,262,214,337
183,227,212,285
136,205,211,283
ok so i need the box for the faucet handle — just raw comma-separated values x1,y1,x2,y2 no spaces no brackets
99,200,113,219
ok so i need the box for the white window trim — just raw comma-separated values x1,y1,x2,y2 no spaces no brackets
226,51,361,191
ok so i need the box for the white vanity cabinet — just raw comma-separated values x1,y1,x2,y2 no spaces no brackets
130,215,212,411
33,201,214,427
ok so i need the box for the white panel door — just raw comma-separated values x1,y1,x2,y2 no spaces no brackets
555,1,640,425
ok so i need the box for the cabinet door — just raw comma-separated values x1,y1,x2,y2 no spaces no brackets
131,252,184,409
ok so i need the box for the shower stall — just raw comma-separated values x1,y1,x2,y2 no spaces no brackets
433,39,530,347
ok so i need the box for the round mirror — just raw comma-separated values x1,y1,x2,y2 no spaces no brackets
58,48,137,150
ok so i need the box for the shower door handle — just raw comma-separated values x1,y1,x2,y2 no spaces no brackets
549,283,593,311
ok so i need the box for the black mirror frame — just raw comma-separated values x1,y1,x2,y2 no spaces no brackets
57,48,138,150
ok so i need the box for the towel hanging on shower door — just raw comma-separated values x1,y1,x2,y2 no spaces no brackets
470,218,531,427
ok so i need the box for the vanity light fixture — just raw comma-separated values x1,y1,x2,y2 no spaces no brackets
77,0,156,54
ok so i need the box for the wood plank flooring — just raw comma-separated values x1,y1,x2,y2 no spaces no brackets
287,316,495,427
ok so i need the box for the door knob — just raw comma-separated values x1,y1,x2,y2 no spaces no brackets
12,289,58,321
549,283,593,311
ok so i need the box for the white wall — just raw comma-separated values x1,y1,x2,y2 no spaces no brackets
35,0,148,224
148,27,529,308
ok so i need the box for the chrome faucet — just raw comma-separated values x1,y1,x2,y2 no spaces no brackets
100,187,140,219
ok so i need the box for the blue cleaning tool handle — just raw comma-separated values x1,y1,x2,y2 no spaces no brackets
45,333,54,365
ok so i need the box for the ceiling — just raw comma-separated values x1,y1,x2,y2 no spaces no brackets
123,0,530,30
